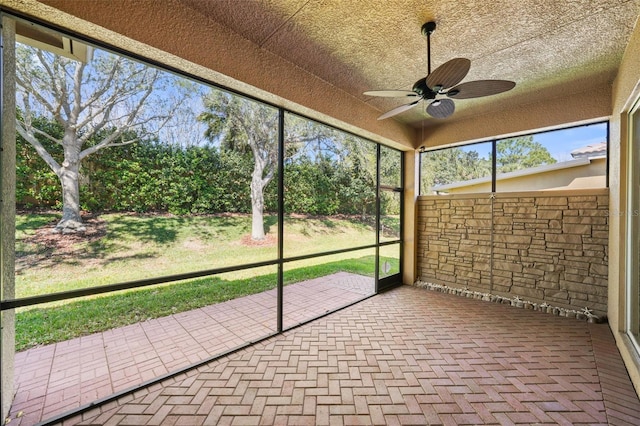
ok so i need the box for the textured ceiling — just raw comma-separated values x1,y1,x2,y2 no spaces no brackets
177,0,639,130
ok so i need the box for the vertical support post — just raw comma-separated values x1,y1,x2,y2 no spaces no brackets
1,16,16,423
489,140,497,293
402,150,417,285
375,144,380,293
606,121,610,189
276,108,284,332
491,140,497,193
398,151,405,283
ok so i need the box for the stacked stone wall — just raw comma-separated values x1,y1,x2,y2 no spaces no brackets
416,189,609,316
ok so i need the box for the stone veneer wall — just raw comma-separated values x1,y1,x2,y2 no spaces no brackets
416,189,609,316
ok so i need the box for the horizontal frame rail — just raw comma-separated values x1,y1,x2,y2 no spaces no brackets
1,240,401,311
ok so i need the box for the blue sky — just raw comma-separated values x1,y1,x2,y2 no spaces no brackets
461,122,608,162
535,122,607,161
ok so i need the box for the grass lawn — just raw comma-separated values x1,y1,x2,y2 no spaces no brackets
15,212,382,297
14,211,400,351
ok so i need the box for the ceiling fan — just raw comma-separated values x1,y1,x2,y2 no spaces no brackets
364,21,515,120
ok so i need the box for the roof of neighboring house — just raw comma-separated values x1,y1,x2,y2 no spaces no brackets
432,157,597,191
431,142,608,192
571,142,607,158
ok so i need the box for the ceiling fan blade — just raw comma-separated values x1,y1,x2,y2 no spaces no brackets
425,58,471,91
377,99,421,120
426,99,455,119
363,90,419,98
447,80,516,99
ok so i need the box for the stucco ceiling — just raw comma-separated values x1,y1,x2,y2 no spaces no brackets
177,0,639,130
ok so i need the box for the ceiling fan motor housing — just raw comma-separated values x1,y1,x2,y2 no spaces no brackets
412,79,436,99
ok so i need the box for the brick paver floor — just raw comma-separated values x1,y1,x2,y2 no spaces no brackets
47,285,640,425
9,272,374,425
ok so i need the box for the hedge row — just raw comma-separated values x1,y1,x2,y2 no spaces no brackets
17,137,389,216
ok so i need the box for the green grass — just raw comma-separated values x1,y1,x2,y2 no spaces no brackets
15,255,396,351
13,211,400,351
15,212,380,298
16,212,274,297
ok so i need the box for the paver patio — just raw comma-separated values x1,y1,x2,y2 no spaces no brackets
38,286,640,425
9,272,375,425
32,284,640,425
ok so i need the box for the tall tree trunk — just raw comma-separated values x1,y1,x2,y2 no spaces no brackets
57,166,85,232
250,166,265,240
55,140,85,233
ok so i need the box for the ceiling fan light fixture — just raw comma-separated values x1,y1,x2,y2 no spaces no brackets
364,20,515,120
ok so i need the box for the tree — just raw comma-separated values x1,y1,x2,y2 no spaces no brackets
421,136,556,193
284,132,378,217
421,147,491,193
337,138,377,218
496,136,556,173
198,91,338,240
16,113,64,209
15,42,186,232
198,91,279,240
